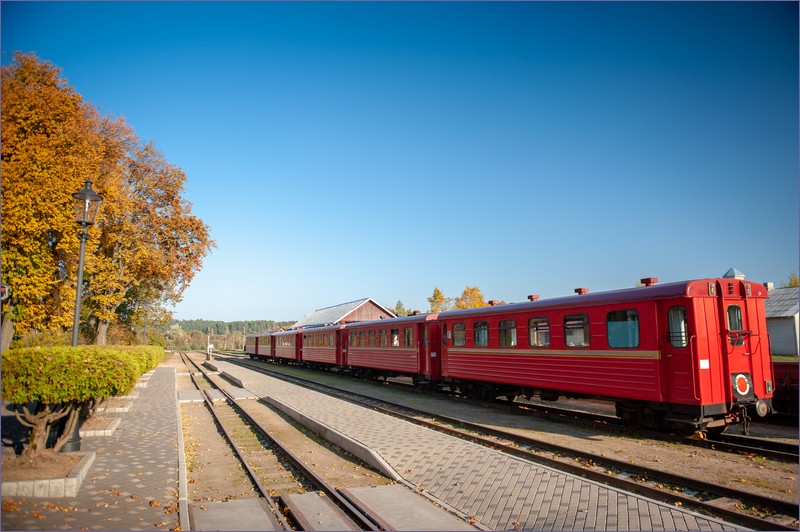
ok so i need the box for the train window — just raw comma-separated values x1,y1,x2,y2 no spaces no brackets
404,327,413,347
329,333,335,347
564,314,590,347
607,310,640,348
727,305,744,346
499,319,517,347
529,318,550,347
379,329,387,346
474,321,489,347
443,324,448,346
359,330,366,346
668,306,688,348
349,331,356,347
391,328,400,347
453,323,466,347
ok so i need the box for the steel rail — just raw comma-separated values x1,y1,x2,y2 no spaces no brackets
187,354,380,531
180,354,294,531
232,359,798,531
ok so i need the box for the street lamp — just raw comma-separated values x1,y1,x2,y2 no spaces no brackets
71,180,103,347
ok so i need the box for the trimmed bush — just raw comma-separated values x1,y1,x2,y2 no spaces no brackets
1,345,164,457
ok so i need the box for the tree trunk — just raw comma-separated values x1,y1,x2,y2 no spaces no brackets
1,313,14,352
96,321,109,345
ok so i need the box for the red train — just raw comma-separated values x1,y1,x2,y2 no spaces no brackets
246,277,776,434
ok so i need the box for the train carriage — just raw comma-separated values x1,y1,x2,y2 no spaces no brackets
245,333,274,361
274,329,302,362
301,324,345,368
438,277,775,433
343,313,441,384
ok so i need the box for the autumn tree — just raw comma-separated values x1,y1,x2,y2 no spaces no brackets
454,286,488,309
427,287,452,313
87,140,215,344
2,52,214,348
782,273,799,287
1,52,104,349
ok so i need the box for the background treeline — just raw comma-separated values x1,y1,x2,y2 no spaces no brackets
162,319,295,352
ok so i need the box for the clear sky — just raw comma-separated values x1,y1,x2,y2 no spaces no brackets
2,1,798,322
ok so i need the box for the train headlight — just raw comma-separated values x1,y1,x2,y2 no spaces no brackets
765,380,773,394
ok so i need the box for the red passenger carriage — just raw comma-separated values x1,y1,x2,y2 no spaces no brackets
245,333,274,361
274,329,302,362
301,324,345,368
342,313,441,384
437,278,775,433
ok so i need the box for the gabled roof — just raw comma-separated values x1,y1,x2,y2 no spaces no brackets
765,286,799,318
291,298,395,329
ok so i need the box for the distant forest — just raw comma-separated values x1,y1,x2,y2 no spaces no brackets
158,319,295,351
163,319,295,335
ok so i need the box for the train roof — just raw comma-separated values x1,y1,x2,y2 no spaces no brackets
341,312,440,329
438,278,769,320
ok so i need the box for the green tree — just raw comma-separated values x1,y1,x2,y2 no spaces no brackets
393,299,409,317
454,286,488,309
427,287,452,313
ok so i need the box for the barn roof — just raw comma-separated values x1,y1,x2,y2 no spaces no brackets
290,298,395,329
765,286,799,318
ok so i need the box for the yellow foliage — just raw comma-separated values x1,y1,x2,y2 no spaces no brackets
2,52,215,343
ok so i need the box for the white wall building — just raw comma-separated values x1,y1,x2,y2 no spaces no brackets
765,284,799,357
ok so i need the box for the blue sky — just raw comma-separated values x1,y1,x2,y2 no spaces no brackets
3,1,798,322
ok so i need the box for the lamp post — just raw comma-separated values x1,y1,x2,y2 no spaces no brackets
71,180,103,347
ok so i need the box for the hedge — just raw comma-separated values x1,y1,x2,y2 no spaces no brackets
1,345,164,405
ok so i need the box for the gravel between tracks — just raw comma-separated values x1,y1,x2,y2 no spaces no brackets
176,355,391,507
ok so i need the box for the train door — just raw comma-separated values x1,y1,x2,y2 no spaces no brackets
659,301,699,404
720,283,759,406
417,322,427,376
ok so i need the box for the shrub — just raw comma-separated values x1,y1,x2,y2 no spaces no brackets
1,345,163,457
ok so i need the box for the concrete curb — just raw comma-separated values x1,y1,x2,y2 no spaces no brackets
2,451,95,498
218,368,403,482
79,416,121,437
172,366,191,531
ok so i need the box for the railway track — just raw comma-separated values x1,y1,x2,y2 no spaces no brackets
222,355,798,531
501,398,800,462
179,353,383,530
180,353,478,531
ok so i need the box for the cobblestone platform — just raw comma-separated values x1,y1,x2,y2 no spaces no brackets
214,359,744,531
2,362,184,531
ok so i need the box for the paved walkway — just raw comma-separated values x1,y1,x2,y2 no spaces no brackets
214,359,743,531
1,356,746,531
2,363,183,531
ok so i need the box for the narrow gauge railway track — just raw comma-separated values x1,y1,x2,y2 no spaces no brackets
500,399,800,462
224,356,798,531
179,353,381,531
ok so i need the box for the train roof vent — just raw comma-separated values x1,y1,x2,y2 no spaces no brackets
488,300,501,306
640,277,658,287
527,294,540,301
574,288,589,295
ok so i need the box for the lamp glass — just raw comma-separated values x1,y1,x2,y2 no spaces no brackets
72,180,103,224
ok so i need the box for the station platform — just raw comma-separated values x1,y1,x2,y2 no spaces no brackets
2,355,746,531
212,359,745,531
2,362,185,531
